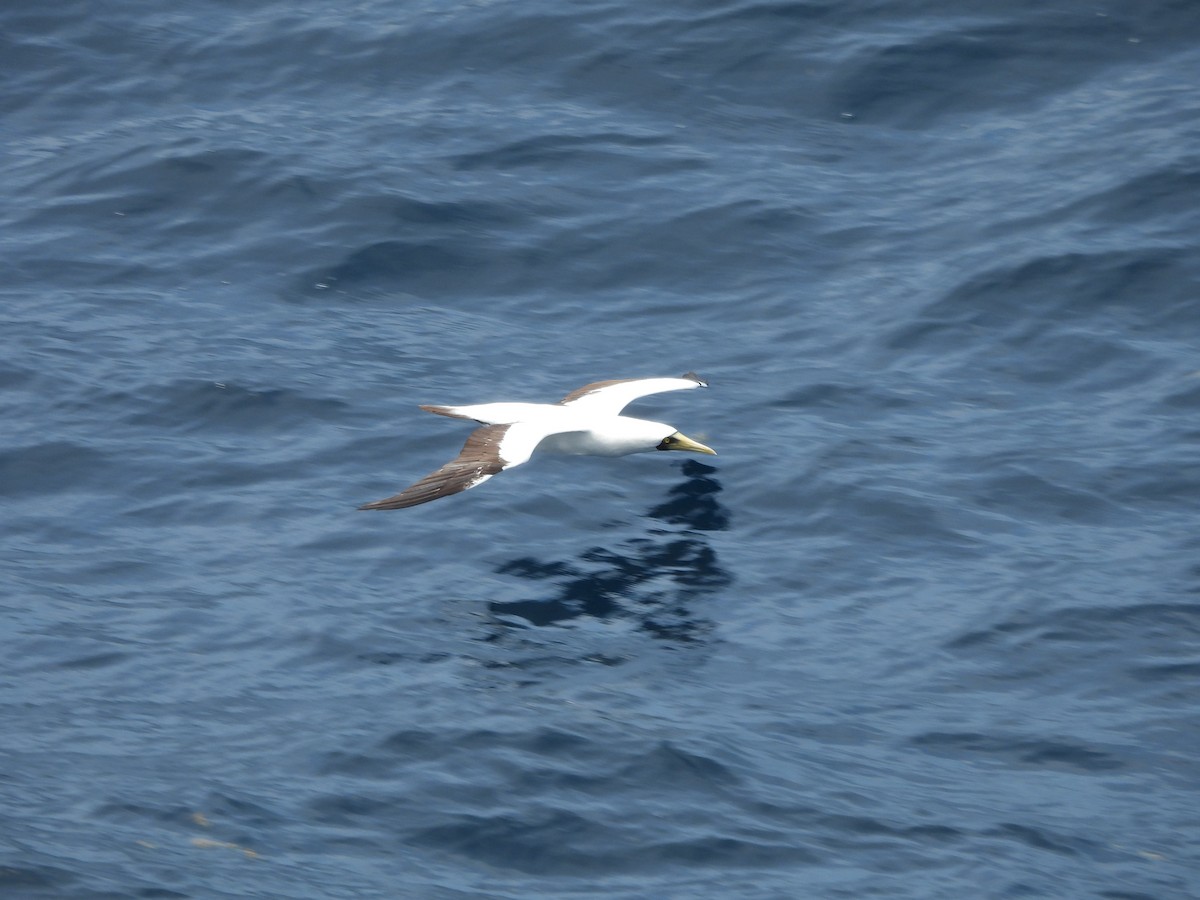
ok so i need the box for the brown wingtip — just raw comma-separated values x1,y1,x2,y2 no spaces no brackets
357,424,509,511
358,495,421,511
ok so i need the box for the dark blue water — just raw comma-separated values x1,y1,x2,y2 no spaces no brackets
4,1,1199,897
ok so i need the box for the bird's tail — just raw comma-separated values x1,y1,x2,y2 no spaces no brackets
419,402,542,425
419,404,475,420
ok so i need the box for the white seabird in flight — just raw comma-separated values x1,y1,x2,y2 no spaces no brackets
359,372,716,510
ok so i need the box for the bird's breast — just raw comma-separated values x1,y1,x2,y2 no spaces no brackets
538,428,646,457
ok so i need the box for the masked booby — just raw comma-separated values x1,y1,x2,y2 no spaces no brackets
359,372,715,510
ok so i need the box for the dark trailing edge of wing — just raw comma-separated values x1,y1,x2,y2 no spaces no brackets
358,424,509,510
559,372,706,404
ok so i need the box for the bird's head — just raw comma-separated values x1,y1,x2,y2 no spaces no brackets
656,430,717,456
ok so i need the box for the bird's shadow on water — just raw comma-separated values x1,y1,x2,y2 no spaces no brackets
483,460,731,645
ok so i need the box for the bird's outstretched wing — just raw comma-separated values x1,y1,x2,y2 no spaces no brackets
358,422,548,510
559,372,707,418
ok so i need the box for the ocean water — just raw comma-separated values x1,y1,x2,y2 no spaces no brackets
3,1,1200,897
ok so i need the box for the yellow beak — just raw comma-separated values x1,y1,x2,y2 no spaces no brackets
660,431,717,455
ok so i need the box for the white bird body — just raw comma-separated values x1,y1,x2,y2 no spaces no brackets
536,416,679,457
424,403,678,457
359,372,715,510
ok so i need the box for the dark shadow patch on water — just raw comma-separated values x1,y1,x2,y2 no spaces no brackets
1162,381,1200,410
0,440,111,497
1026,162,1200,231
774,380,918,417
886,248,1198,357
485,460,730,643
911,731,1124,773
825,10,1186,127
407,809,822,876
985,821,1103,859
0,863,83,896
948,602,1200,651
644,458,730,533
450,131,675,172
